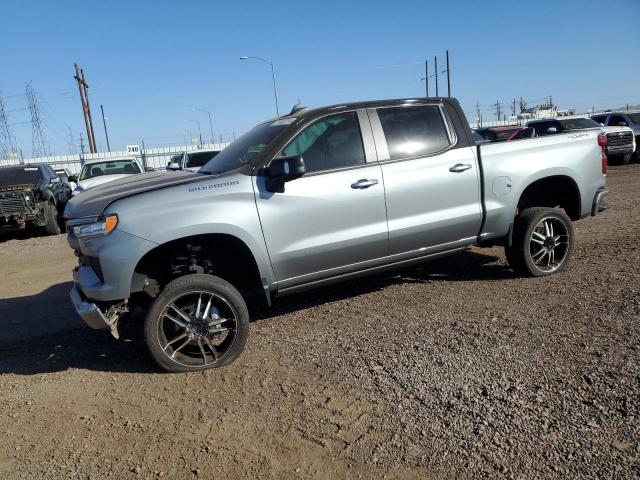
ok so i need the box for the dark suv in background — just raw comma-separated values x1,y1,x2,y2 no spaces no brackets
0,164,71,235
591,112,640,162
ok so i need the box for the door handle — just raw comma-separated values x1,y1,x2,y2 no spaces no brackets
449,163,472,173
351,178,379,189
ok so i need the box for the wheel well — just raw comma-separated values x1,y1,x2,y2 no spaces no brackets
517,176,581,220
134,234,264,298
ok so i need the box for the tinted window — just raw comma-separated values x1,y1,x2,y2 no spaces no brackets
608,115,627,126
281,112,365,173
377,105,450,160
186,151,219,169
592,115,607,124
557,118,600,130
530,121,561,135
627,113,640,124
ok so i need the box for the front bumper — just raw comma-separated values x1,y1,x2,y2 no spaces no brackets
592,188,608,216
69,284,110,330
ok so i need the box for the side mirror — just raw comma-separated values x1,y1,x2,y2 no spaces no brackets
599,123,605,127
265,155,305,193
167,162,181,171
68,175,77,183
545,127,557,134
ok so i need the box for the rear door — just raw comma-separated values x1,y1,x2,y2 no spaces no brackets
368,104,482,256
254,110,388,289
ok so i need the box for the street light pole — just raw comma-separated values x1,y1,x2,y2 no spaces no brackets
193,108,214,144
100,104,111,152
240,55,280,117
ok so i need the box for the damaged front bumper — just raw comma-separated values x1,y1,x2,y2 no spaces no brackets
69,283,128,338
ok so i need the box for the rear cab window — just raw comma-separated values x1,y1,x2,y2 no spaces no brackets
376,105,452,160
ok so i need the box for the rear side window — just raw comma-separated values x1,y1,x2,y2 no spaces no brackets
377,105,450,160
608,115,628,127
592,115,607,125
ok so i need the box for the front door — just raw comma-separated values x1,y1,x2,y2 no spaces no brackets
254,110,388,289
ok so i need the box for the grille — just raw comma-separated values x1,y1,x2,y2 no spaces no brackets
79,255,104,282
606,131,633,151
0,192,26,216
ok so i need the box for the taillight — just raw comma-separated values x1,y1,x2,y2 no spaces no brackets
598,134,607,175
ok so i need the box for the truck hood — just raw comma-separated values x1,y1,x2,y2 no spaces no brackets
64,170,202,219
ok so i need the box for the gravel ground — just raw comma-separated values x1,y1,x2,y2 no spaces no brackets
0,165,638,479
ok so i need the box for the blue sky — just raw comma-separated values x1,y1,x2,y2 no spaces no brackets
2,0,639,157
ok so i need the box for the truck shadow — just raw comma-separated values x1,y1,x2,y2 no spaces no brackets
0,228,51,243
0,250,511,375
253,249,513,321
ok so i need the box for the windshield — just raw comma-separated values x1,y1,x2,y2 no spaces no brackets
627,113,640,124
199,120,292,174
557,118,600,130
79,160,141,180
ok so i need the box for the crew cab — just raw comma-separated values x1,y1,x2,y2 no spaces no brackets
64,97,609,372
528,116,635,164
591,111,640,163
0,164,70,235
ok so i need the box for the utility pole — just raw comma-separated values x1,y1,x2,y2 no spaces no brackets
67,126,76,154
425,60,429,97
495,100,501,121
475,102,481,126
100,105,111,152
549,95,553,107
74,63,97,153
79,133,86,155
25,82,49,158
434,55,439,97
446,49,451,97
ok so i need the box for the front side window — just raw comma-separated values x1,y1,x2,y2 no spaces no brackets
377,105,451,160
557,118,600,130
186,151,219,169
280,112,366,173
592,115,607,125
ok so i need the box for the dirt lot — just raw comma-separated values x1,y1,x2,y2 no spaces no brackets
0,166,638,479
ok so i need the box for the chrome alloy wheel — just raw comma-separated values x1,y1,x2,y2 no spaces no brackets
528,216,570,273
157,290,238,368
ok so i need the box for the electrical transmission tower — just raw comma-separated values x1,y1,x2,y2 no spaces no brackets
0,91,17,159
25,82,50,158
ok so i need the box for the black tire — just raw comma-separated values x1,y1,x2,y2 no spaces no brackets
144,274,249,373
43,202,61,235
506,207,574,277
633,147,640,164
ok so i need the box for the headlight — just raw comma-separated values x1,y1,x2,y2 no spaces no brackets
73,215,118,239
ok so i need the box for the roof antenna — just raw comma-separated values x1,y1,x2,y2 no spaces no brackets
290,98,306,115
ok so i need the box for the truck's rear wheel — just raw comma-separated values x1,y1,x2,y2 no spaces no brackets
506,207,574,277
144,274,249,373
43,202,61,235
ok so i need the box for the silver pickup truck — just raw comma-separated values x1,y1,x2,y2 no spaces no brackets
64,97,609,372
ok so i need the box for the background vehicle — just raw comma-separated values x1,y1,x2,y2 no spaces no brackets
507,126,536,141
474,125,524,142
528,116,635,164
591,111,640,163
167,148,222,172
0,164,70,235
64,97,608,373
55,167,77,191
70,157,144,196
